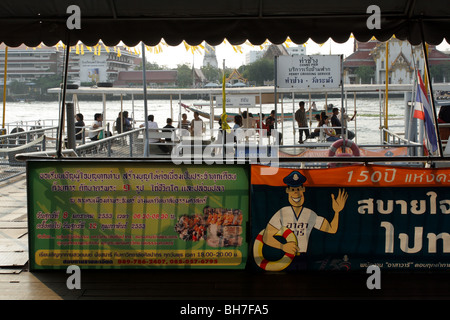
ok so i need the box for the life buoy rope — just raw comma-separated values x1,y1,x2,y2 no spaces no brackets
253,227,297,271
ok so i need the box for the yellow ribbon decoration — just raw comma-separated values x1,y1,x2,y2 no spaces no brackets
221,72,231,132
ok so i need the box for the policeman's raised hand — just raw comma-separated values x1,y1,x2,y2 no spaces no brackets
331,188,348,213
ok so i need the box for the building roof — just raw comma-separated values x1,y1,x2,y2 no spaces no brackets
343,41,377,68
428,48,450,66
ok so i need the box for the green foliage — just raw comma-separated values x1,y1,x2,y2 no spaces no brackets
134,61,166,70
354,66,375,84
201,65,221,83
176,64,194,87
8,80,29,94
430,62,450,82
241,58,274,86
33,75,63,91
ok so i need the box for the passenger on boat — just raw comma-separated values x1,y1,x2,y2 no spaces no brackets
190,111,204,137
232,115,244,143
342,107,357,123
331,108,355,140
75,113,85,141
319,112,339,142
180,113,191,136
438,104,450,143
242,111,256,129
88,113,103,141
266,110,283,144
308,101,318,112
309,114,322,138
116,111,132,133
217,118,235,148
233,114,243,130
160,118,174,153
342,107,357,138
241,111,256,140
256,113,267,130
140,114,160,143
295,101,310,144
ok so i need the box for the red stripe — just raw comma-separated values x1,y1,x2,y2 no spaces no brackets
260,259,269,270
418,71,429,103
282,229,292,239
414,109,424,120
256,234,264,242
285,253,295,259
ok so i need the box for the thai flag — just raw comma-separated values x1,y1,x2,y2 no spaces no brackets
413,71,438,153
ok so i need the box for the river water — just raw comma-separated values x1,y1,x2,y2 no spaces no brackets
2,95,411,146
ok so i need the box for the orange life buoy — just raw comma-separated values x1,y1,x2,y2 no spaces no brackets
253,227,297,271
328,139,360,157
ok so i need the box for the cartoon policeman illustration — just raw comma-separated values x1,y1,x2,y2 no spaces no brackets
253,170,348,271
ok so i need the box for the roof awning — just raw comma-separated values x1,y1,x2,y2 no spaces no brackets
0,0,449,47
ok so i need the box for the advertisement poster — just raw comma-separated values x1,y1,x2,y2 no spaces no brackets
251,165,450,271
27,160,249,270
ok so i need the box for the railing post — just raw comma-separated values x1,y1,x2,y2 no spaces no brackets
107,140,112,157
129,132,133,157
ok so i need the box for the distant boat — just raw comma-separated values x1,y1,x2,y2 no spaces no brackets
180,103,327,122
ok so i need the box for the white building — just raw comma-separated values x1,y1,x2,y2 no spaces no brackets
0,44,61,84
0,44,139,85
245,50,264,64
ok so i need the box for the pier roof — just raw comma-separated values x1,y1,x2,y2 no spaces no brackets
0,1,449,47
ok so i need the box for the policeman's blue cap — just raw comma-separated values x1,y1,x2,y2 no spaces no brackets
283,171,307,187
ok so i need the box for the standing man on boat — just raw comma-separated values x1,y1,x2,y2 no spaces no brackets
190,111,204,137
295,101,310,144
331,107,355,140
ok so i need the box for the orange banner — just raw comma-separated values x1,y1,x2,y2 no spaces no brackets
251,164,450,188
279,147,408,158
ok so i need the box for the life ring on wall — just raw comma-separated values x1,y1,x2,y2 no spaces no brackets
328,139,360,157
253,227,297,271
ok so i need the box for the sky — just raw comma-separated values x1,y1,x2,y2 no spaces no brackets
142,38,356,69
141,38,450,70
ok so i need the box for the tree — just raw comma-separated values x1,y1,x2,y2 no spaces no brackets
9,80,28,94
430,62,450,83
241,58,274,86
201,65,220,83
176,64,194,87
354,66,375,84
134,61,166,70
34,75,63,92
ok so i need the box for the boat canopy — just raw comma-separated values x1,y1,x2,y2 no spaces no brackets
0,0,449,47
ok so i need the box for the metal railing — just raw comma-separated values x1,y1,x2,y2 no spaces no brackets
5,125,450,181
0,126,58,181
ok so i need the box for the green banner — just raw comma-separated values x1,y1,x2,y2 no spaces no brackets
27,160,249,270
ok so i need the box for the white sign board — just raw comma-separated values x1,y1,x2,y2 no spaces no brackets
216,95,256,108
277,55,341,89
